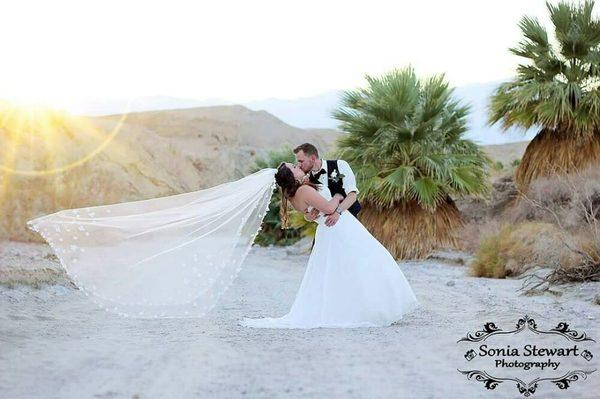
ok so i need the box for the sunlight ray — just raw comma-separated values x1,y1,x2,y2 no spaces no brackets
0,103,131,176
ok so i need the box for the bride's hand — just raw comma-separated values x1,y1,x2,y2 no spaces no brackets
333,193,344,202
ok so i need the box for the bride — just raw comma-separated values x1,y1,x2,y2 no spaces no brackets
239,162,420,329
27,162,419,326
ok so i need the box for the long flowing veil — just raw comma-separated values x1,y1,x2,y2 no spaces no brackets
26,168,277,318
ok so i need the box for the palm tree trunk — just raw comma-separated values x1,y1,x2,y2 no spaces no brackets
358,197,463,260
516,129,600,191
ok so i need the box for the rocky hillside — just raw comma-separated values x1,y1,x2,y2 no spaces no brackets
2,101,530,243
95,105,339,179
1,105,340,241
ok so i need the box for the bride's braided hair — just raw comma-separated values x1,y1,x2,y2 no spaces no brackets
275,163,319,229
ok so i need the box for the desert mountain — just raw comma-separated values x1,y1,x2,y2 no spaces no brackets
65,83,538,145
94,105,340,183
481,141,528,166
1,105,340,241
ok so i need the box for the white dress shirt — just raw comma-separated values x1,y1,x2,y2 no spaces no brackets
310,159,359,195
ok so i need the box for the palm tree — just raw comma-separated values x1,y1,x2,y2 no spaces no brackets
333,67,490,259
489,0,600,191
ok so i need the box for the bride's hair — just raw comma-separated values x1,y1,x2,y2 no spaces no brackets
275,163,319,229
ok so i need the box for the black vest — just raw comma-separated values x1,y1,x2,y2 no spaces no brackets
309,160,361,217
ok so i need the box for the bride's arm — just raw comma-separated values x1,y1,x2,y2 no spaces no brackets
295,185,342,214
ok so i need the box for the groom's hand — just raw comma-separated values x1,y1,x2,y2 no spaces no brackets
324,212,340,227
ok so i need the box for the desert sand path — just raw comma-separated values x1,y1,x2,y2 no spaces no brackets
1,241,599,398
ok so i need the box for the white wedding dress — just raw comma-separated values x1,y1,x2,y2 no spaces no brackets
240,186,420,329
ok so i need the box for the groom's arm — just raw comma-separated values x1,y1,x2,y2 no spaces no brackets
338,159,359,194
336,192,357,213
324,192,356,226
324,160,359,226
335,159,359,213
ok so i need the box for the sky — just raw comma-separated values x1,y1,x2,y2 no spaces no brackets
1,0,554,107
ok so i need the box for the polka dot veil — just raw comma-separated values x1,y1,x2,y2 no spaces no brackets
26,168,277,318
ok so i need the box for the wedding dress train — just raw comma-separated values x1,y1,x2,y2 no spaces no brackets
240,187,420,328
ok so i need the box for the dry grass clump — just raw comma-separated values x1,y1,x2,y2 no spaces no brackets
469,222,573,278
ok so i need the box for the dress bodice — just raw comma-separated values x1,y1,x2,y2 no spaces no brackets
318,185,333,201
306,186,332,222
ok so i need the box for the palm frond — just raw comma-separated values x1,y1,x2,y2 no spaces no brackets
491,0,600,135
333,66,491,211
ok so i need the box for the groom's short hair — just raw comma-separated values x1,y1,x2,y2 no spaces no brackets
294,143,319,158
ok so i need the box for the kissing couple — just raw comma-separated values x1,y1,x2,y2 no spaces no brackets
239,142,420,329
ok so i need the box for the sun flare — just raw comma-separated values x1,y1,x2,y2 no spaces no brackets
0,101,128,177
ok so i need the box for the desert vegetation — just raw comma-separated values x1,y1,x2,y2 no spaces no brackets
489,0,600,192
332,67,491,259
468,165,600,295
465,1,600,291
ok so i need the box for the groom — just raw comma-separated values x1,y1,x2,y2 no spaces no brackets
294,143,361,227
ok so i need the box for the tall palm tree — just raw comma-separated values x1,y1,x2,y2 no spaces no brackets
489,0,600,191
333,67,490,259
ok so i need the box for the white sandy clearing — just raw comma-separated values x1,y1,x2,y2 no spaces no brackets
1,240,599,399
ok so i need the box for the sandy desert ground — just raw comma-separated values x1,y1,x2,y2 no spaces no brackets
1,239,599,399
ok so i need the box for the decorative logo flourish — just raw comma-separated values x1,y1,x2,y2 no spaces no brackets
457,315,596,343
458,369,595,396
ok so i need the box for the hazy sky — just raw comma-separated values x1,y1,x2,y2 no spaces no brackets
2,0,553,105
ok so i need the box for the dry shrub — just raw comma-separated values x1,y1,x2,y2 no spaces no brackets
469,222,575,279
521,231,600,292
556,233,600,279
469,225,513,279
509,166,600,230
514,167,600,291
